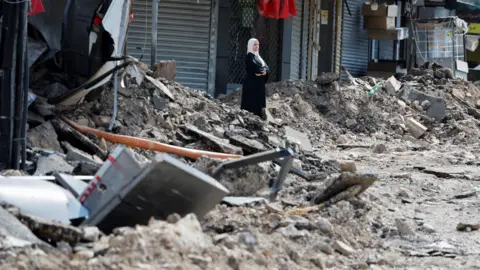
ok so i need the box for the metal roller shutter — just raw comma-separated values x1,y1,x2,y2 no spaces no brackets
300,0,309,79
290,0,303,80
341,0,369,76
127,0,212,91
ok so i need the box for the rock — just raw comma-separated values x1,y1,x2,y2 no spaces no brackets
398,188,413,198
401,87,446,122
228,135,267,153
266,203,283,214
336,135,349,145
451,88,465,100
0,207,46,250
56,241,73,254
16,212,82,245
456,223,480,232
422,224,436,233
345,118,357,128
152,92,169,111
310,255,326,269
63,142,102,164
384,76,401,95
188,254,212,267
314,241,334,255
73,250,95,260
91,115,112,128
284,126,313,152
81,227,102,242
27,121,62,152
316,217,334,235
34,154,74,176
372,144,387,154
277,224,309,239
395,219,415,237
316,72,339,85
339,161,357,173
73,161,101,175
333,240,355,255
405,117,427,139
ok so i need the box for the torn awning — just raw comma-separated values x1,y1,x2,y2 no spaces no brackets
257,0,297,19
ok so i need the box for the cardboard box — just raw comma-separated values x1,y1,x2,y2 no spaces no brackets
364,16,396,30
367,27,409,40
362,2,398,17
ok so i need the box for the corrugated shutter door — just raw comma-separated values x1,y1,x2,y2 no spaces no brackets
300,0,309,79
341,0,369,76
128,0,212,91
127,0,152,63
290,0,303,80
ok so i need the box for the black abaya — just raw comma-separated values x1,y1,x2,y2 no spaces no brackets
241,52,269,117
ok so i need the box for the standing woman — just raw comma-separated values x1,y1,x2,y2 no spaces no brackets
241,38,269,117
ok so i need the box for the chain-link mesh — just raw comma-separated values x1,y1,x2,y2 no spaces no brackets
228,0,281,84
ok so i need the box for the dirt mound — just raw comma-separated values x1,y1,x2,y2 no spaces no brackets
221,70,480,146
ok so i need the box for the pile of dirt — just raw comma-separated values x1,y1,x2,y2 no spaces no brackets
220,68,480,146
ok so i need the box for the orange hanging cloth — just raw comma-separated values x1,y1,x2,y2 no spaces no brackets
257,0,297,19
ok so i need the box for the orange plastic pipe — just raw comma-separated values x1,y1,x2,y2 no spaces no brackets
60,117,242,160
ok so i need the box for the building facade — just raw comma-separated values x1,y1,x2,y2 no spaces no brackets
126,0,314,96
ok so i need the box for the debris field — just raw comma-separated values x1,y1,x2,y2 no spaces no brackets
1,66,480,269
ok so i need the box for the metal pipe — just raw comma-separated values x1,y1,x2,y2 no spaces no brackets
151,0,159,67
334,0,343,74
0,3,19,168
108,0,130,131
21,43,29,170
12,0,28,169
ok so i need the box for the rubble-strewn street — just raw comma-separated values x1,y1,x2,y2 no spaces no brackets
2,66,480,269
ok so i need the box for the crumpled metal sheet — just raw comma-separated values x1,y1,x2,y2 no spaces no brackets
0,177,88,224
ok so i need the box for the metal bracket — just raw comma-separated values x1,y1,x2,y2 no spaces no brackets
212,148,297,200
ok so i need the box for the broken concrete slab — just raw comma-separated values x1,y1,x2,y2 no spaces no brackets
221,197,267,206
34,154,74,176
62,142,103,165
73,161,102,175
405,118,427,139
400,87,446,122
51,119,107,160
15,212,82,245
0,206,47,249
152,92,169,111
384,76,402,95
284,126,313,152
184,124,243,155
145,75,174,101
27,121,62,152
228,135,267,154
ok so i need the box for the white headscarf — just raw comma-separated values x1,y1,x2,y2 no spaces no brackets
247,38,266,67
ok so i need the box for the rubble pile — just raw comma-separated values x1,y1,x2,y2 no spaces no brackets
5,64,480,269
221,68,480,146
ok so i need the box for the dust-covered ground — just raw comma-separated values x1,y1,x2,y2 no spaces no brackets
4,67,480,269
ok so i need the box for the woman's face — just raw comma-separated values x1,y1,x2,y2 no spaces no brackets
252,41,259,52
